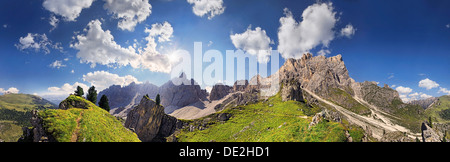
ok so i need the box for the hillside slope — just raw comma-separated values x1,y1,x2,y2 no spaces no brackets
19,95,140,142
0,94,56,142
175,93,366,142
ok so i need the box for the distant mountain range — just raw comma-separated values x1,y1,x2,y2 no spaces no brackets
98,73,208,118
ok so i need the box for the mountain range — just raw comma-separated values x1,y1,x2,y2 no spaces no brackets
4,53,448,142
98,53,449,142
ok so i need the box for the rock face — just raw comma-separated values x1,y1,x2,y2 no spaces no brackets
159,73,208,113
421,122,441,142
280,54,353,96
98,82,159,110
209,84,232,101
100,73,208,116
409,97,438,109
124,97,180,142
352,81,402,113
281,79,303,102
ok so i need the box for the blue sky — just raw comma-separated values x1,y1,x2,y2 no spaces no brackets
0,0,449,102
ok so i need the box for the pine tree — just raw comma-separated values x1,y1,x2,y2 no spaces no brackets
155,94,161,105
98,95,110,112
428,116,433,128
86,86,97,104
74,86,84,97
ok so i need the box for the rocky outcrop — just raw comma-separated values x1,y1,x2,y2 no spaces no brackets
352,81,402,113
421,122,441,142
277,53,354,105
18,110,56,142
209,84,232,101
281,79,303,102
124,97,181,142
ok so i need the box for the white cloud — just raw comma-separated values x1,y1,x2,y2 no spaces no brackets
82,71,142,91
0,87,19,94
317,49,331,56
396,86,413,94
446,24,450,28
340,24,356,38
420,93,432,99
3,24,7,28
407,92,433,101
438,87,450,95
103,0,152,31
277,3,337,59
391,85,396,88
187,0,225,20
71,19,140,68
15,33,63,54
230,26,273,63
418,78,439,90
49,60,67,69
71,69,75,74
140,21,178,73
72,19,178,73
42,82,89,97
42,0,95,21
49,15,59,32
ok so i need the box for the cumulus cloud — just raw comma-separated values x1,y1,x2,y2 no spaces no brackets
408,92,432,100
140,21,178,73
418,78,439,90
43,82,89,97
187,0,225,19
438,87,450,95
230,26,273,63
49,60,67,69
340,24,356,38
103,0,152,31
15,33,63,54
277,3,337,59
71,19,140,68
82,71,142,91
0,87,19,94
71,19,177,73
42,0,95,21
396,86,413,94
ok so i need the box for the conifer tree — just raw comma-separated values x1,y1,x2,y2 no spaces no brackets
99,95,110,112
86,86,97,104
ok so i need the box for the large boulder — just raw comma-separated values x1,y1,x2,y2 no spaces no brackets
125,96,180,142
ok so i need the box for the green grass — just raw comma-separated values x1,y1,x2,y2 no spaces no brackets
329,88,371,116
0,94,56,142
0,94,55,111
39,95,140,142
176,93,354,142
425,95,450,124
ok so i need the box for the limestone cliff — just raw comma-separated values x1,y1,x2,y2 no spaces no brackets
124,96,181,142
